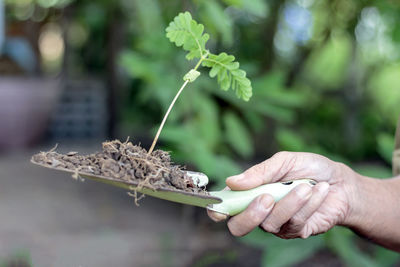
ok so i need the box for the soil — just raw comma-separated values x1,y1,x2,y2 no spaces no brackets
31,139,206,195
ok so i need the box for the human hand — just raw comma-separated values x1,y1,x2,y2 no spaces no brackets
208,152,358,239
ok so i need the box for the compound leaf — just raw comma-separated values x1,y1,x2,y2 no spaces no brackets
203,52,252,101
166,12,253,101
166,12,209,60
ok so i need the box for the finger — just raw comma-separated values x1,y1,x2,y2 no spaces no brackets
207,209,229,222
226,151,297,190
260,183,312,234
227,194,275,237
279,182,330,238
207,186,230,222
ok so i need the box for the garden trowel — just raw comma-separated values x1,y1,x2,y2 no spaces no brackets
31,160,316,216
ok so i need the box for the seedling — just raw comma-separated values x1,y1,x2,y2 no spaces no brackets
147,11,252,154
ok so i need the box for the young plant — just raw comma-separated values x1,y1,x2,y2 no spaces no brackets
148,11,252,154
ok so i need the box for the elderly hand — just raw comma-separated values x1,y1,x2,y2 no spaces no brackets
207,152,358,239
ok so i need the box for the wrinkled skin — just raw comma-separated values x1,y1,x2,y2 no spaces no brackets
207,152,356,239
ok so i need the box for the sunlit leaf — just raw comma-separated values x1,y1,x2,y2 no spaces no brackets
166,12,209,60
367,64,400,125
203,52,253,101
303,34,352,89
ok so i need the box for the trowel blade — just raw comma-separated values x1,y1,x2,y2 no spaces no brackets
31,160,222,208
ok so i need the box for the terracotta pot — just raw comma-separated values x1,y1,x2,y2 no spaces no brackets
0,77,60,149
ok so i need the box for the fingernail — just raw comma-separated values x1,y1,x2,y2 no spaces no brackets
260,194,274,209
295,184,312,198
207,209,228,222
227,173,245,183
212,212,228,222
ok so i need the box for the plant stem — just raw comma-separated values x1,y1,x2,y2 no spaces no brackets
148,80,189,154
147,53,208,154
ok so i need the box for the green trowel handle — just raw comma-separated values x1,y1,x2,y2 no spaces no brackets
208,179,316,216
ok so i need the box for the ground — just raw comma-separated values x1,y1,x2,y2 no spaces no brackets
0,144,236,267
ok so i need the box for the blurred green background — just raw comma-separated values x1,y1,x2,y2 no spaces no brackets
1,0,400,266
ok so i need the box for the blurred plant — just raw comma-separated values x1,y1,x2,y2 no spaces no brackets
193,250,237,267
0,249,32,267
240,228,324,267
5,0,73,22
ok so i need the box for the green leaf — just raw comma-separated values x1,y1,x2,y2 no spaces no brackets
243,111,265,133
240,228,323,267
160,124,241,187
131,0,164,34
250,102,294,122
261,237,323,267
276,127,306,151
377,133,395,164
165,12,209,60
326,227,378,267
192,94,221,150
304,34,352,89
119,51,157,81
203,52,252,101
221,0,242,7
353,164,392,179
239,228,271,248
198,0,234,46
374,246,400,267
204,155,242,189
223,112,253,158
367,64,400,125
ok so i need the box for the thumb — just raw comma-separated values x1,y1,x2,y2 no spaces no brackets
226,151,296,190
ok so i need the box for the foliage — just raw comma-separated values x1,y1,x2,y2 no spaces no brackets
241,228,324,267
325,228,377,267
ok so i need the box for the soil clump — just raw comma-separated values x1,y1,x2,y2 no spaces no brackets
32,139,206,194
